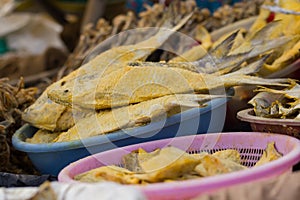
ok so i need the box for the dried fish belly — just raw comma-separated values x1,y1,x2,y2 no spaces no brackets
53,94,224,142
75,142,281,184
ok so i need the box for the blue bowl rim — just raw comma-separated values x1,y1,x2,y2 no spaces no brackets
13,97,229,153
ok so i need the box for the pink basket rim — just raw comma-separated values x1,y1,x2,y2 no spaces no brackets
58,132,300,193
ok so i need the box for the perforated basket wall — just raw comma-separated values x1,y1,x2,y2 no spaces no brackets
59,132,300,200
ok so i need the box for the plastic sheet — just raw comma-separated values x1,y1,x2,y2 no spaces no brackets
0,172,57,187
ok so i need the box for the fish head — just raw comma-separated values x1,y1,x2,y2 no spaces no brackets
47,87,73,107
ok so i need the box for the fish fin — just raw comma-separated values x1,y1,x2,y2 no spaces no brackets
223,54,271,76
223,75,292,87
248,20,282,43
172,94,227,108
210,30,239,58
246,35,293,58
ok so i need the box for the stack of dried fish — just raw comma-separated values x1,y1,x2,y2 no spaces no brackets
62,0,264,76
22,0,298,144
24,21,292,143
75,142,281,184
249,82,300,119
0,78,38,174
246,0,300,76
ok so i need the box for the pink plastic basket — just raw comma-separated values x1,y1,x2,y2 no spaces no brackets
58,132,300,200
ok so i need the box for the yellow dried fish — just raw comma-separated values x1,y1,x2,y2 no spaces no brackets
170,25,212,63
136,147,200,182
74,165,140,184
246,0,300,75
212,149,241,164
194,154,247,177
254,142,282,167
49,64,290,110
22,11,193,131
26,129,61,144
53,94,224,142
75,142,281,184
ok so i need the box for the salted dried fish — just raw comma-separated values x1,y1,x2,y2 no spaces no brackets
22,10,193,131
49,64,290,110
230,21,293,57
74,165,140,184
136,147,200,182
254,142,282,167
247,0,300,76
170,25,212,63
255,83,300,99
250,83,300,119
75,142,280,184
122,148,160,173
53,94,225,142
212,149,241,164
194,154,247,177
26,129,61,144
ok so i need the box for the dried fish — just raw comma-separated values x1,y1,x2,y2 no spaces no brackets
22,7,193,131
75,142,280,184
250,83,300,119
254,142,282,167
48,63,290,110
53,94,225,142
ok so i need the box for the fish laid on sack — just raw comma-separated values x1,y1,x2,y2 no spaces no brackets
22,6,193,132
52,94,225,142
48,61,291,110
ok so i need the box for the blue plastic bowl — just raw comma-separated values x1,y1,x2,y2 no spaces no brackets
13,97,229,176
